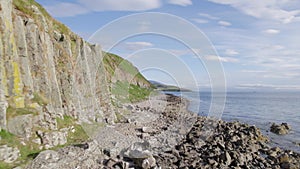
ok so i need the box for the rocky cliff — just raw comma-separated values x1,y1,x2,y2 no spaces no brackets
0,0,151,167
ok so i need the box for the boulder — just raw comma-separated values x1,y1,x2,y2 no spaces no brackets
7,114,33,139
270,123,291,135
123,141,156,169
0,145,20,163
36,130,68,149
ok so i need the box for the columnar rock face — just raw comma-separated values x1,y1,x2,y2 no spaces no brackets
0,0,117,133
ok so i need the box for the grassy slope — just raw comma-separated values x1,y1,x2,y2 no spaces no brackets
102,52,153,103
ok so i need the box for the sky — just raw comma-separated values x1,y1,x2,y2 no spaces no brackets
35,0,300,91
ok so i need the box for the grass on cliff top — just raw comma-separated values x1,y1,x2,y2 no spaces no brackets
13,0,69,34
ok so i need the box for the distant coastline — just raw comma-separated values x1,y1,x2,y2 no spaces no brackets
149,80,192,92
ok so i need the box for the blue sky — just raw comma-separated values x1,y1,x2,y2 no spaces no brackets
36,0,300,91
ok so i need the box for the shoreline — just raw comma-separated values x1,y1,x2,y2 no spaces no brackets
174,90,300,154
26,94,300,168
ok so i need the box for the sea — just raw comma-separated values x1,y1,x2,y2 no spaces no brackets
164,91,300,153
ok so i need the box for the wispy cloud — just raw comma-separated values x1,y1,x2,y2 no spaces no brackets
204,55,239,63
198,13,219,20
207,0,300,23
218,20,232,26
45,0,162,17
168,0,192,6
225,49,239,56
78,0,161,11
45,2,88,17
242,70,268,73
263,29,280,34
125,42,154,50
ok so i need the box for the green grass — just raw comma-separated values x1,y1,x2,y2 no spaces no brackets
13,0,70,34
0,129,41,168
31,92,49,106
103,52,152,104
0,115,90,168
56,115,89,144
102,52,150,85
111,81,152,103
0,130,15,144
129,84,152,102
67,125,89,144
56,115,74,129
6,106,39,120
0,162,13,169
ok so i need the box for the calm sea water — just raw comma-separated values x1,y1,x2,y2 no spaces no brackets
166,91,300,153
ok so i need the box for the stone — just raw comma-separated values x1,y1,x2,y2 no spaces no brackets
124,141,156,169
270,123,291,135
0,145,20,163
39,131,68,149
7,114,33,139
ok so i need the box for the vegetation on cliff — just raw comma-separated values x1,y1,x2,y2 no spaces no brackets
0,0,153,168
103,52,153,103
13,0,69,34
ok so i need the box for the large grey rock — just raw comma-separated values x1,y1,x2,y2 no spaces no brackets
7,114,33,139
26,142,104,169
0,145,20,163
36,130,68,149
124,142,156,169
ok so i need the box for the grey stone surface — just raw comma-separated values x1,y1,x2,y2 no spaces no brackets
36,130,68,149
0,145,20,163
7,114,33,139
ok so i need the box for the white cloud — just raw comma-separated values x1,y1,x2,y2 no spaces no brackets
191,18,209,24
79,0,161,11
198,13,219,20
263,29,280,34
218,20,232,26
46,0,162,17
168,0,192,6
125,42,154,50
46,2,88,17
225,49,239,56
242,70,268,73
207,0,300,23
204,55,238,63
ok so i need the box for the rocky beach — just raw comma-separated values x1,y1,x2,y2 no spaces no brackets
1,1,300,168
26,94,300,169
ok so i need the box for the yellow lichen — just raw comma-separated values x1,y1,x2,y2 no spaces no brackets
28,103,40,109
12,61,24,108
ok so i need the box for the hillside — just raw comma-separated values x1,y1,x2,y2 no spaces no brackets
103,52,153,103
150,80,191,92
0,0,152,167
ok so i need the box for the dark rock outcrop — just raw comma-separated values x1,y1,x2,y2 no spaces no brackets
156,118,300,168
270,122,291,135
